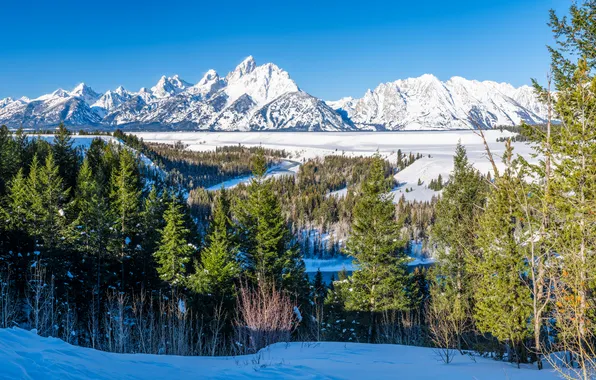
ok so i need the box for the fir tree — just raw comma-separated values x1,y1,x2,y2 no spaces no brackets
0,126,18,196
109,149,142,289
139,186,166,288
472,142,532,367
154,200,196,286
31,152,71,254
189,188,239,302
431,142,486,349
73,158,112,295
235,149,308,298
52,124,78,191
342,154,409,342
3,169,32,257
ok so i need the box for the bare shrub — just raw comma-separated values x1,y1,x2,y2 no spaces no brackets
103,290,131,353
376,310,424,346
234,281,298,354
0,267,18,328
427,294,458,364
25,262,56,337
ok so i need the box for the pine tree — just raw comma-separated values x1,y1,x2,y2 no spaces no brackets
109,149,142,290
31,152,71,254
154,200,196,286
342,154,409,342
3,169,33,258
73,158,112,295
189,188,239,302
431,142,486,349
472,142,532,366
0,126,18,196
139,186,166,288
52,124,78,191
236,149,308,298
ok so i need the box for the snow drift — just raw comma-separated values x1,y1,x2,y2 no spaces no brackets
0,328,558,379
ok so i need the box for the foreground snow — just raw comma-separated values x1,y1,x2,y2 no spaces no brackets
0,328,558,379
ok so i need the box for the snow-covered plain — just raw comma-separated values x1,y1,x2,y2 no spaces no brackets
0,328,558,380
133,130,536,202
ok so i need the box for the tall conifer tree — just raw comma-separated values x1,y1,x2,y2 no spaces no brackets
154,200,196,286
342,154,409,342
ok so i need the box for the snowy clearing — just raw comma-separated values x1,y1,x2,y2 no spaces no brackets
0,328,558,380
206,159,300,191
133,130,536,202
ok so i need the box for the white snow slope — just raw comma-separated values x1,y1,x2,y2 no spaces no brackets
0,328,558,380
0,57,547,131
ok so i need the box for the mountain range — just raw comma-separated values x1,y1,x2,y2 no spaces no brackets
0,56,547,131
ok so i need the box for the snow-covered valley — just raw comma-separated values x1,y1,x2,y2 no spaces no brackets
0,328,559,380
133,129,536,202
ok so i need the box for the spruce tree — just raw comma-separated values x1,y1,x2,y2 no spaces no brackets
472,142,532,366
3,169,33,259
189,188,239,302
31,152,71,254
52,124,78,191
431,142,486,348
73,158,112,295
0,126,18,196
235,149,308,298
342,154,409,342
109,149,141,289
154,200,196,286
139,186,166,288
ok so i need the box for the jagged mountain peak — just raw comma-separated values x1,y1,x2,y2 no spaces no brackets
71,83,101,104
151,75,191,98
114,86,128,96
226,56,257,82
197,69,219,85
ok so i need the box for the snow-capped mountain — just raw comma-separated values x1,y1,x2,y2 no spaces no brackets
0,57,547,131
327,74,547,130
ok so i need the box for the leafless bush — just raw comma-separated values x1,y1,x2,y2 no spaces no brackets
60,298,78,345
0,267,18,328
25,262,55,337
427,297,458,364
234,281,298,354
194,303,228,356
103,290,131,353
376,310,425,346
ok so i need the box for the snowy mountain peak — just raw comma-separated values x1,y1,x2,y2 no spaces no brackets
198,69,219,85
114,86,128,96
226,56,257,82
0,97,13,108
151,75,191,98
71,83,101,104
53,88,70,98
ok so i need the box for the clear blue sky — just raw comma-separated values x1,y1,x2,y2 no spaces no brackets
1,0,568,101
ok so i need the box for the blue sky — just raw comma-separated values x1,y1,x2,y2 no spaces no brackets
1,0,568,100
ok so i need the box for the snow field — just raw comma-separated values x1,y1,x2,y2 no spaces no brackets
0,328,559,380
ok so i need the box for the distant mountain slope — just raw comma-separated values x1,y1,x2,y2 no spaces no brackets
327,74,547,130
0,57,547,131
